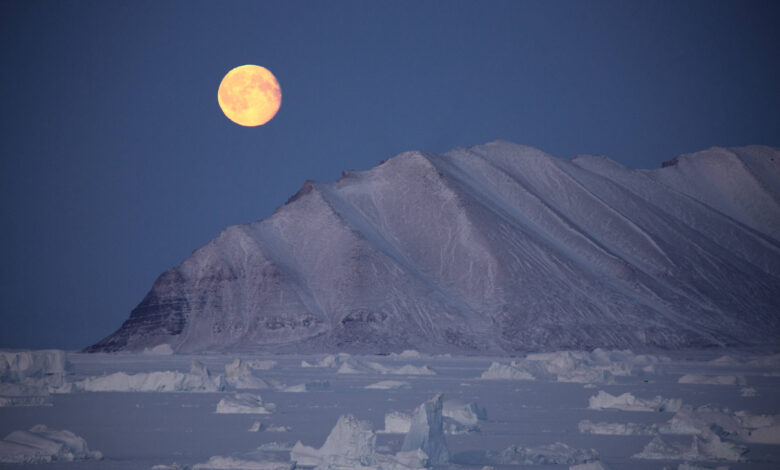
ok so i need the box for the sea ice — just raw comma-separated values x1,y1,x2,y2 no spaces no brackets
401,394,449,465
588,390,682,412
0,425,102,463
215,393,274,414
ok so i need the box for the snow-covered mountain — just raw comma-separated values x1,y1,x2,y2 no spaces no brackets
87,142,780,354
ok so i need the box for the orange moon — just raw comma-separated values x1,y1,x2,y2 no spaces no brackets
218,65,281,126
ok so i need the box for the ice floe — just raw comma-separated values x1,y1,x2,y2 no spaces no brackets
588,390,682,412
215,393,275,414
0,425,101,463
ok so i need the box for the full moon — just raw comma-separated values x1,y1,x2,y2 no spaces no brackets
218,65,281,127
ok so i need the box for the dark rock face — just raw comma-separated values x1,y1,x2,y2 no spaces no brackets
87,142,780,354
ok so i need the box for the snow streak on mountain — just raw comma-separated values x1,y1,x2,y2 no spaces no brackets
87,142,780,354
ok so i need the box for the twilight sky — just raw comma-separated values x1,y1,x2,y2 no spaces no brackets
1,0,778,350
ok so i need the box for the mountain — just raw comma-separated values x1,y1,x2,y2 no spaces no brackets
86,142,780,354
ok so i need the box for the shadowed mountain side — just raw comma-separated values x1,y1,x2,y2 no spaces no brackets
86,141,780,354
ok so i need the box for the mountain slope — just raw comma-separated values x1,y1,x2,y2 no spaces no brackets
87,142,780,354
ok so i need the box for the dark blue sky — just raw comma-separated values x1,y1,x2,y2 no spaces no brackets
1,0,778,349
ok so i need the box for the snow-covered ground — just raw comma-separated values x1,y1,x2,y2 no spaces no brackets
1,349,779,469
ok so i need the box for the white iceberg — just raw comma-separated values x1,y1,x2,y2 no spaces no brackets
480,362,535,380
401,393,449,465
588,390,682,412
192,456,293,469
380,412,412,434
365,380,410,390
0,350,72,402
142,344,175,355
633,435,746,462
281,380,330,393
578,420,657,435
0,425,101,463
678,374,743,385
76,370,223,392
225,358,271,389
290,414,376,467
492,442,600,465
216,393,274,414
479,350,666,383
442,399,487,426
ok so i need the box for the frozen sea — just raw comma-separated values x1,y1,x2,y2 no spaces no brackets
1,349,779,469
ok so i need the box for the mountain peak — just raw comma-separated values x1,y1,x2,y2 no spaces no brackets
87,142,780,354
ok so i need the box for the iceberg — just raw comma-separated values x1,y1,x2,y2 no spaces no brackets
76,370,223,392
588,390,682,412
491,442,600,465
216,393,275,414
578,420,657,435
192,456,294,469
401,394,449,465
0,425,101,463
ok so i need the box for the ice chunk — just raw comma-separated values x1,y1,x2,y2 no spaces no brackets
0,382,52,407
491,442,599,465
281,380,330,393
740,387,757,397
366,380,410,390
290,414,376,467
0,425,101,463
381,412,412,434
442,399,487,425
678,374,743,385
76,371,223,392
192,456,293,469
588,390,682,412
480,362,535,380
143,344,174,355
216,393,274,414
578,420,657,435
401,394,449,465
248,422,263,432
